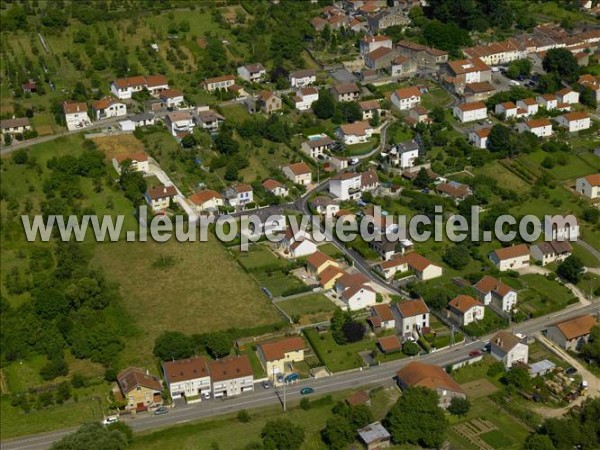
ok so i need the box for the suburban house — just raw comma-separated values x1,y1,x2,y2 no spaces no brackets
395,40,448,68
257,336,305,379
387,140,420,169
443,58,491,93
329,172,362,201
578,74,600,102
463,81,496,103
92,97,126,120
368,7,409,31
436,181,473,203
463,38,524,66
469,127,491,149
0,118,32,136
301,135,336,159
319,265,345,290
393,298,430,338
575,174,600,199
369,304,396,330
117,367,163,411
262,179,289,197
282,162,312,186
536,94,558,110
390,86,421,111
159,89,185,108
516,98,539,116
129,112,156,128
330,155,349,171
189,190,224,213
396,362,466,409
330,82,361,102
335,121,373,145
365,46,397,69
404,252,442,281
289,69,316,88
360,35,393,56
110,74,169,99
237,63,266,82
489,244,530,271
145,184,178,212
311,196,340,217
162,357,211,401
473,276,517,313
374,257,409,280
222,184,253,208
196,108,225,132
281,227,317,258
517,118,552,138
556,111,591,132
556,87,579,104
112,152,149,174
63,101,91,131
335,272,376,311
257,90,282,114
165,110,195,137
203,75,236,92
207,355,254,398
452,101,487,123
358,422,392,450
530,240,573,266
294,87,319,111
490,331,529,369
547,314,598,351
307,251,339,276
359,100,380,120
447,295,485,326
361,170,379,191
494,101,519,118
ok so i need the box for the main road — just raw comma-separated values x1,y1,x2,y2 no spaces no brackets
3,301,598,450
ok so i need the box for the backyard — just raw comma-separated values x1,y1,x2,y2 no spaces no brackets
277,294,337,324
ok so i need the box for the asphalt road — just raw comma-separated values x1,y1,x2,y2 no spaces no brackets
3,301,597,450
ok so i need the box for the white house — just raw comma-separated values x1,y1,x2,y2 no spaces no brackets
159,89,185,108
112,152,149,174
469,127,491,149
223,184,253,208
301,135,335,159
576,174,600,199
203,75,236,92
374,257,409,281
490,331,529,369
536,94,558,110
294,87,319,111
329,172,362,201
237,63,266,82
0,118,32,136
129,112,156,128
92,97,126,121
196,109,225,132
390,86,421,111
289,69,316,88
494,101,519,118
403,252,442,281
387,140,419,169
163,357,211,400
360,35,393,56
447,295,485,326
530,240,573,266
145,184,178,212
556,88,579,105
516,98,539,116
110,74,169,99
63,101,91,131
262,179,289,197
335,272,377,311
335,121,373,145
489,244,530,271
165,110,195,137
370,304,396,330
452,101,487,123
189,190,224,213
473,276,517,313
311,197,340,217
208,355,254,398
358,100,380,121
393,298,430,339
556,111,591,132
518,118,552,137
283,162,312,186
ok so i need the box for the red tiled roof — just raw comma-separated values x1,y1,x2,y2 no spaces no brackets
474,276,514,297
396,362,464,393
63,101,87,114
146,184,177,200
372,304,395,322
395,298,429,317
319,265,344,287
114,152,148,164
117,367,162,394
394,86,422,100
584,174,600,186
207,355,253,382
163,357,209,382
449,295,483,313
492,244,529,261
457,101,486,112
259,337,305,362
552,314,597,340
378,335,402,352
285,162,312,176
189,190,223,205
262,179,283,190
93,96,121,110
307,251,335,270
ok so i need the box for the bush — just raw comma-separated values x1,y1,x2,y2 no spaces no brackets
238,409,251,423
300,397,311,410
402,341,420,356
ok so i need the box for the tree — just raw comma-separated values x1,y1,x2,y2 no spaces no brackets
384,387,448,449
50,423,128,450
153,331,195,361
369,109,380,127
557,255,584,284
442,245,470,270
11,149,28,164
312,90,335,119
523,434,555,450
299,397,311,410
204,333,231,359
342,320,365,343
582,207,600,224
321,416,355,450
214,126,239,155
448,397,471,416
238,409,251,423
348,404,374,428
543,48,579,82
581,325,600,365
40,355,69,381
106,422,133,444
413,168,431,189
501,365,531,390
261,418,305,450
402,341,420,356
334,102,362,123
487,124,512,153
181,134,196,148
506,59,532,79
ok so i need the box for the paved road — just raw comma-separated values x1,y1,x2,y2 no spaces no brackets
3,301,598,450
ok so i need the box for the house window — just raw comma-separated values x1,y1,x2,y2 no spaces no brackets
137,386,141,391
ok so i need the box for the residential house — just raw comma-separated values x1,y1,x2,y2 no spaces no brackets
391,55,417,77
129,112,156,128
578,74,600,102
330,155,349,171
311,196,340,217
282,162,312,186
444,58,491,93
145,74,170,96
222,184,253,208
162,357,211,400
369,235,410,261
447,295,485,326
335,272,376,311
294,87,319,111
368,8,409,32
281,227,317,258
394,298,430,338
374,256,409,280
556,88,579,104
307,251,339,276
237,63,266,82
469,127,491,149
319,265,345,290
494,101,519,119
262,179,289,197
378,335,403,353
203,75,236,92
516,98,539,116
335,121,373,145
517,118,552,137
257,90,282,114
165,110,195,137
189,190,224,213
257,336,305,379
365,46,397,69
196,109,225,132
575,174,600,199
301,135,336,159
331,82,361,102
453,102,487,123
530,240,573,266
329,172,362,201
370,304,396,330
463,38,524,66
556,111,591,132
387,140,420,169
117,367,162,411
159,89,185,108
390,86,421,111
145,184,178,212
407,105,430,126
396,362,466,409
536,94,558,110
359,100,380,120
396,40,448,69
289,69,316,88
110,75,169,99
360,35,393,57
358,422,392,450
63,101,91,131
208,355,254,398
436,181,473,203
547,314,598,351
489,244,530,271
361,169,379,191
404,252,442,281
0,118,31,136
473,276,517,313
464,81,496,103
112,152,149,174
490,331,529,369
92,97,126,120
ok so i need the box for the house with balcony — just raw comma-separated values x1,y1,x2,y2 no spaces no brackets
208,355,254,398
162,357,211,401
165,110,195,137
289,69,316,88
329,172,363,201
222,184,253,208
196,108,225,132
203,75,236,92
237,63,266,82
63,101,91,131
92,97,126,121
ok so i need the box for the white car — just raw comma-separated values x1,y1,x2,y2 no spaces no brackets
102,415,119,425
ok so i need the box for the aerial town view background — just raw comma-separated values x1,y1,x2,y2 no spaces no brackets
0,0,599,449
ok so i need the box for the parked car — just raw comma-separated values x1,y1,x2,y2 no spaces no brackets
469,350,482,358
300,387,314,395
285,373,300,383
153,406,169,416
482,343,491,352
262,380,272,389
102,415,119,425
203,391,211,399
565,367,578,376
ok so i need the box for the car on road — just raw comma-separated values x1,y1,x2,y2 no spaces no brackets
469,350,482,358
153,406,169,416
203,391,211,399
565,367,578,376
262,381,272,389
102,415,119,425
300,387,314,395
482,343,491,352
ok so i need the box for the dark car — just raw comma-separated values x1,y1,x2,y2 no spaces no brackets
153,406,169,416
469,350,482,358
300,387,314,395
565,367,578,376
482,343,491,352
261,380,272,389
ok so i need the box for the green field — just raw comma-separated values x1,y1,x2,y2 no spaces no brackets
254,270,306,297
518,274,577,318
277,294,337,323
233,244,289,271
303,328,376,372
317,243,344,259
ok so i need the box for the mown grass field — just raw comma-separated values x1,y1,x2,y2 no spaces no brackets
303,329,376,372
277,294,337,324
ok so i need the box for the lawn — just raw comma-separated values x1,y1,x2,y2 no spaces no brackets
232,244,289,271
521,151,600,181
303,328,375,372
317,243,344,259
387,121,414,145
474,160,531,191
253,270,307,297
277,294,337,323
518,274,577,318
572,243,600,268
420,86,451,110
345,138,378,156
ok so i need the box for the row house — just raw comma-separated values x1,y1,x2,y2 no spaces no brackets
391,55,417,78
110,74,169,99
365,46,397,69
443,58,491,94
530,240,572,266
360,35,393,57
163,357,212,400
395,40,449,68
463,38,525,66
237,63,266,82
390,86,421,111
367,8,409,32
208,356,254,398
